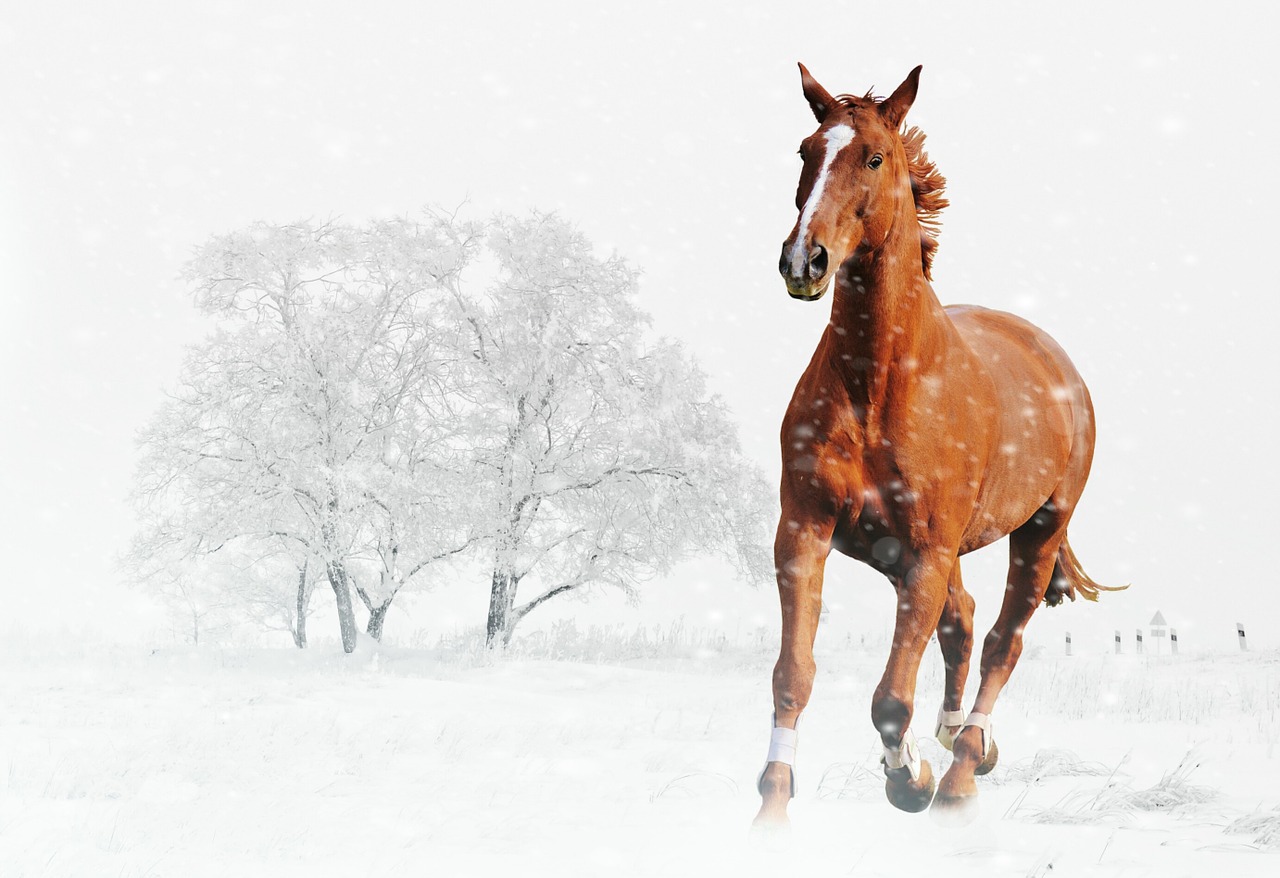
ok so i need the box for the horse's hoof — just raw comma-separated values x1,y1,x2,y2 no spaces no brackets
974,738,999,776
749,811,792,850
752,785,792,837
931,792,980,827
884,759,936,813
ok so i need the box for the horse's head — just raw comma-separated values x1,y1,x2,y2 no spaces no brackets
780,64,922,301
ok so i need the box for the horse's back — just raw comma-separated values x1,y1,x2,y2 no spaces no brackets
945,305,1091,421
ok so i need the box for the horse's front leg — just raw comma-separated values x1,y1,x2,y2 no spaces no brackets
934,563,975,751
874,552,952,813
753,514,834,829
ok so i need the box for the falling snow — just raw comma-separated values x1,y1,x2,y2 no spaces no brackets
1,3,1277,877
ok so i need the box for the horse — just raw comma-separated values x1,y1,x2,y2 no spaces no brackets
754,64,1123,827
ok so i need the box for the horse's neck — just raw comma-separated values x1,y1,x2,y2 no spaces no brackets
826,230,949,419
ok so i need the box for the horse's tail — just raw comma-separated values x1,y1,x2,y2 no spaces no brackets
1045,536,1127,607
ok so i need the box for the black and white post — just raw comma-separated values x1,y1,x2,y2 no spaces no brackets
1136,628,1143,655
1170,628,1179,655
1237,622,1248,652
1065,631,1072,657
1114,629,1122,654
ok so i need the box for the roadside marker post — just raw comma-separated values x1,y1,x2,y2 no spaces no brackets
1150,611,1168,655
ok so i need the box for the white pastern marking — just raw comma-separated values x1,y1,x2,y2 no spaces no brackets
791,123,856,275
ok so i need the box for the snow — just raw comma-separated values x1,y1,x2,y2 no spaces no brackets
2,4,1278,876
2,635,1276,876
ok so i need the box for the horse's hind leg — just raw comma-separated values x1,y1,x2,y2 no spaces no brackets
935,508,1067,813
934,563,975,751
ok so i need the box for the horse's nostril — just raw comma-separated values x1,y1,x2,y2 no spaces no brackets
808,244,828,279
778,247,791,278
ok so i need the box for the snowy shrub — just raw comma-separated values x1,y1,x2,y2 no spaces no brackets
1226,806,1280,850
1010,750,1217,825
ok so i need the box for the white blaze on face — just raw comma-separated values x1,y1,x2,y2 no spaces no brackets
790,123,856,277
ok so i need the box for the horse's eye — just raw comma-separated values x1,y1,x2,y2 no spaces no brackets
868,155,884,169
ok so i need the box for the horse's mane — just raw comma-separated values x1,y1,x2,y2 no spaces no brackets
834,92,949,280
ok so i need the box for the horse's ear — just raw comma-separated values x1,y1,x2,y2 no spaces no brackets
798,62,835,122
879,65,922,128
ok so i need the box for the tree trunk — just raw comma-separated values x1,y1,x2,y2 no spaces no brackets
354,568,397,643
486,569,520,647
292,562,309,649
367,603,389,642
326,560,359,653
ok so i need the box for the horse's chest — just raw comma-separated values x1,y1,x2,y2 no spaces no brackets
831,451,925,578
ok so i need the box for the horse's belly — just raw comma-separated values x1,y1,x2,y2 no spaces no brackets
958,465,1059,554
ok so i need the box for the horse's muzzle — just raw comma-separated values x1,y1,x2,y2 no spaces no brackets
780,241,830,300
786,279,830,301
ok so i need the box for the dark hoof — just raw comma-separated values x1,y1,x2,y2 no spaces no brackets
884,759,936,813
974,738,999,776
931,792,980,826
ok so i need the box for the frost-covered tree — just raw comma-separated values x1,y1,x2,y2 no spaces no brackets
132,218,480,651
446,214,774,646
130,321,320,645
124,532,238,646
131,536,318,646
131,210,771,651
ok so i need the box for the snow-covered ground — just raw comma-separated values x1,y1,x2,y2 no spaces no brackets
2,632,1277,877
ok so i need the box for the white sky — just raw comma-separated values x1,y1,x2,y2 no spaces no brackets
2,2,1277,651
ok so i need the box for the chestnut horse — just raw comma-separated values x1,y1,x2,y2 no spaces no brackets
755,64,1122,826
